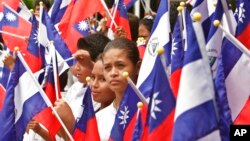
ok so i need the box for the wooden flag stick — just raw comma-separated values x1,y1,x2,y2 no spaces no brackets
16,49,75,141
0,30,26,40
214,20,250,58
122,72,148,106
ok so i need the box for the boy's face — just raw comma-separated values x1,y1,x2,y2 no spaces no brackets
35,5,40,17
72,61,92,84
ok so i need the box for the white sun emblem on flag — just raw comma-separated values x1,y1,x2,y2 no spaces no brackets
150,92,162,120
6,12,16,22
171,38,178,56
33,29,39,45
118,106,130,129
237,2,246,23
78,20,89,31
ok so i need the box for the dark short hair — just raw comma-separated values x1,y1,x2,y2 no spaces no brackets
103,38,139,65
77,33,110,61
34,0,51,10
139,16,154,33
128,13,139,42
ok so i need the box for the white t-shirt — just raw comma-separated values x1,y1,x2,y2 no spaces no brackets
95,103,117,141
64,81,87,119
64,81,100,119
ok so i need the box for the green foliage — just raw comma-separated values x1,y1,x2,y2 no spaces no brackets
22,0,54,9
22,0,35,9
229,0,236,12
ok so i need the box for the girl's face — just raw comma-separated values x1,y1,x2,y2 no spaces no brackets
138,24,151,44
103,49,139,95
72,61,92,84
90,60,115,104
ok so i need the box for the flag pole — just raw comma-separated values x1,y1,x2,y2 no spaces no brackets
61,56,75,63
49,41,60,100
156,47,171,78
0,30,27,40
0,3,30,41
140,0,153,14
33,55,75,79
214,20,250,58
179,2,187,51
122,72,148,106
139,0,147,13
100,0,118,27
221,0,234,34
109,0,119,29
16,49,75,141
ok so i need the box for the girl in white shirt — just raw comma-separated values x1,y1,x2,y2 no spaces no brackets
100,38,141,140
91,55,116,140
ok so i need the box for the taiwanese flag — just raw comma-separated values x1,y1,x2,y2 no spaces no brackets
1,4,41,72
33,64,61,139
136,0,174,140
131,109,142,141
34,8,64,135
235,0,250,50
141,55,175,141
109,84,141,141
131,103,147,141
58,0,104,53
107,0,131,40
29,8,63,138
73,86,100,141
170,11,185,98
1,4,30,51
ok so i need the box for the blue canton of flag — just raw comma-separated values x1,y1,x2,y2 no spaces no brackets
143,55,175,141
73,19,91,37
27,15,40,57
171,12,184,74
137,1,175,139
109,85,140,141
2,6,19,28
